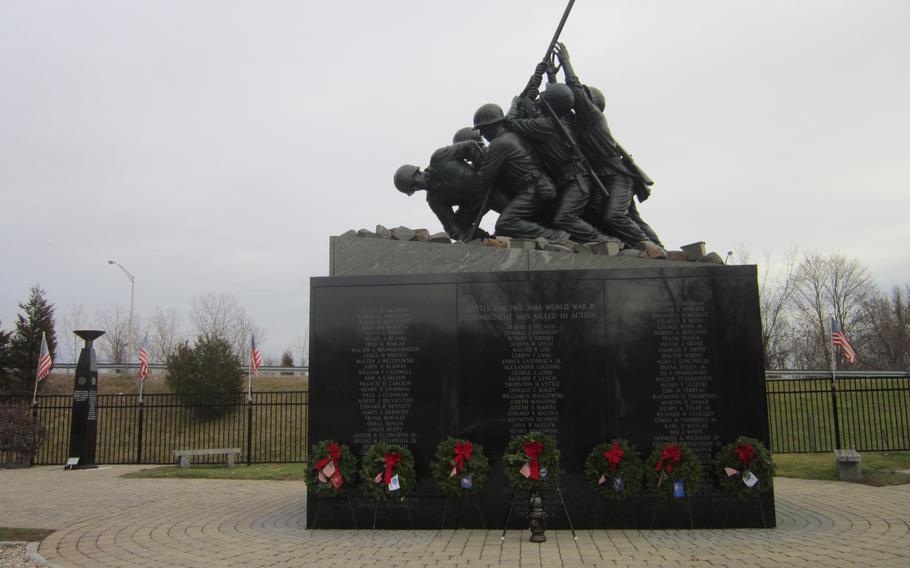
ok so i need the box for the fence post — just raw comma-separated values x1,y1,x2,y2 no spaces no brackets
30,400,38,467
246,395,253,466
830,374,842,450
136,398,144,464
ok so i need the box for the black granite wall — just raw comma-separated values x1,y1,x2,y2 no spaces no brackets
309,265,773,529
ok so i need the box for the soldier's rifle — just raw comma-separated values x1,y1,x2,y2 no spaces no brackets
601,126,654,187
538,96,613,201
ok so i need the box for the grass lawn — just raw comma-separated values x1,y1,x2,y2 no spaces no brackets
775,451,910,486
0,527,54,542
38,372,308,395
123,463,308,481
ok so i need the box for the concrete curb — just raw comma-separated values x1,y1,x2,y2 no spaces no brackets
26,541,60,567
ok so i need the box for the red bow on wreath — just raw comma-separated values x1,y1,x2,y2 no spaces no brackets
453,441,473,474
734,443,755,467
655,444,681,474
383,451,401,485
523,441,544,480
603,442,625,473
314,442,344,488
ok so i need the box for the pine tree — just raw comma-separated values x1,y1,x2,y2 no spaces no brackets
0,321,15,394
165,336,243,418
7,285,57,395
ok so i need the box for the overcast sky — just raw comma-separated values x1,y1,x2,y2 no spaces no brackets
2,0,908,362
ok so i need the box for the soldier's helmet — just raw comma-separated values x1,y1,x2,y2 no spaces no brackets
584,86,606,112
453,126,483,144
540,84,575,115
393,164,420,194
473,103,506,129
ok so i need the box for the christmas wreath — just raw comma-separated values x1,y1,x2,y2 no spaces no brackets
305,440,358,497
645,442,702,499
360,442,416,501
583,439,643,500
714,436,775,498
503,432,560,490
430,437,490,498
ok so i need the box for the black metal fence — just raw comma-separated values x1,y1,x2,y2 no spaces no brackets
766,371,910,453
4,372,910,464
1,391,308,465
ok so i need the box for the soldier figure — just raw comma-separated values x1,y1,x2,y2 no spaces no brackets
554,43,666,256
453,126,484,146
505,67,612,245
472,103,570,243
394,140,507,241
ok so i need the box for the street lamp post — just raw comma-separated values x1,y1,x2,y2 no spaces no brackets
107,260,135,360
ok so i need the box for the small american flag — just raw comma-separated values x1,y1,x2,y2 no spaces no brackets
36,332,52,381
251,333,262,376
519,463,531,478
138,334,150,382
831,318,856,364
320,461,336,478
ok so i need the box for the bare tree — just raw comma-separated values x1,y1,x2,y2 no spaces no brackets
96,306,138,365
189,293,264,363
756,247,799,369
294,330,309,368
62,303,91,364
858,286,910,369
791,252,876,369
148,307,184,364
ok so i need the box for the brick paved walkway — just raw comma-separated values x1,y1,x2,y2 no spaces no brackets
1,466,909,567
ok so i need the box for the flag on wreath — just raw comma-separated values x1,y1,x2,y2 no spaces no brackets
519,463,531,478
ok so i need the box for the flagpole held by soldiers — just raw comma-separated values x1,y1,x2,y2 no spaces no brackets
465,0,577,242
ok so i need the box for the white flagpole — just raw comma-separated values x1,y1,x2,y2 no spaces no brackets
32,332,45,406
247,334,253,403
828,316,843,449
829,318,838,386
138,335,146,404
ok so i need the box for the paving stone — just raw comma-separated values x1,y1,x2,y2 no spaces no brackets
2,468,910,567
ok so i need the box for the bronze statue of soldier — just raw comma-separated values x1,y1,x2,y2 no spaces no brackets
554,43,666,257
453,126,484,146
394,140,507,241
471,103,570,243
504,65,612,245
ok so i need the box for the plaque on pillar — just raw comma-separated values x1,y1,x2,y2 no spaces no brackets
68,330,104,469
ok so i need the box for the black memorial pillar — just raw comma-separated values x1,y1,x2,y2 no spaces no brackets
68,330,104,468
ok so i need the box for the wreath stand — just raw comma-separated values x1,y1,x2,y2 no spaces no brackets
500,482,576,539
649,496,694,529
440,496,487,529
370,497,415,531
309,494,358,529
720,496,768,529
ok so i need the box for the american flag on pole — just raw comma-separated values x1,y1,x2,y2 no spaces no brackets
36,332,52,381
251,333,262,376
138,334,150,382
831,318,857,364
